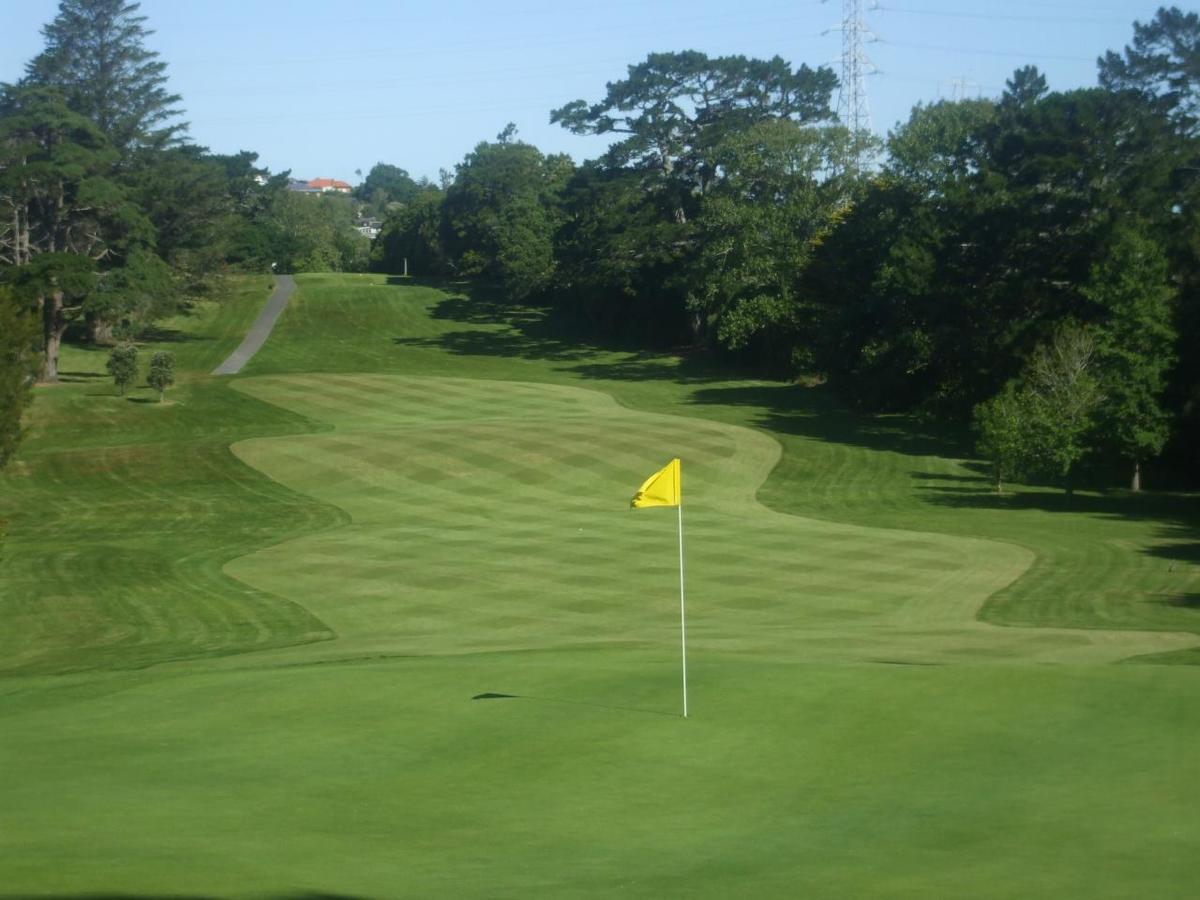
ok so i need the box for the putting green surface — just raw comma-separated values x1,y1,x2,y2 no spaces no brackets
1,274,1198,898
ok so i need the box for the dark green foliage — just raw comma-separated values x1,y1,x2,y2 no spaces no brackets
23,0,185,151
0,287,39,470
441,137,573,300
262,192,368,274
973,327,1103,493
88,247,176,342
552,51,837,187
105,342,138,395
355,163,422,217
371,187,449,276
147,349,174,401
1083,224,1177,488
1099,6,1200,136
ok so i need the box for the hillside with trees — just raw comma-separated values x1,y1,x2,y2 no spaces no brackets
3,2,1197,493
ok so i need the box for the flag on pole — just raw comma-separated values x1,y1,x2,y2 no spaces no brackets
630,457,688,717
630,457,681,508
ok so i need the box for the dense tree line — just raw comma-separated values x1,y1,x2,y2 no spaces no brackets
3,2,1196,493
0,0,369,469
372,9,1198,490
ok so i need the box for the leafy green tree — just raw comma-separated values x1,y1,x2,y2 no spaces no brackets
973,382,1029,493
355,163,420,216
10,253,98,382
105,342,138,395
0,287,39,470
1099,6,1200,136
371,186,449,276
974,327,1103,494
442,136,573,300
1022,327,1104,492
684,120,857,366
87,247,175,342
1083,224,1177,489
553,163,690,340
23,0,185,152
124,146,233,292
885,98,995,190
263,192,367,273
0,85,149,378
552,51,837,192
146,349,174,402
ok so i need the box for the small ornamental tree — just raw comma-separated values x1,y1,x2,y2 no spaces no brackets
106,343,138,395
147,350,175,402
973,382,1028,493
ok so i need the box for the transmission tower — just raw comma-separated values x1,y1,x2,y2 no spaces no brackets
827,0,877,136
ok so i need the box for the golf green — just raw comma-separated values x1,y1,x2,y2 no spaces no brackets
1,274,1197,898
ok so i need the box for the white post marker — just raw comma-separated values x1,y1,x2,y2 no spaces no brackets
678,500,688,718
630,457,688,718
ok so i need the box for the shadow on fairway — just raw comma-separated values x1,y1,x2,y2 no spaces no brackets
56,370,107,383
690,383,969,458
3,893,371,899
139,324,213,344
472,691,679,719
390,282,728,384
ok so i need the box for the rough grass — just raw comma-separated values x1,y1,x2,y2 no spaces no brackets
1,273,1198,898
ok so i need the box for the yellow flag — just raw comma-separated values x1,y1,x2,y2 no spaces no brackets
631,458,681,508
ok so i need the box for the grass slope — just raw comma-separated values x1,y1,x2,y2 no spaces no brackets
1,274,1198,898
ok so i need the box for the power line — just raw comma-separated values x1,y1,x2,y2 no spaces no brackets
875,5,1129,25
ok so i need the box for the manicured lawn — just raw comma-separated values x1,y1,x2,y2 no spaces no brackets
1,274,1197,898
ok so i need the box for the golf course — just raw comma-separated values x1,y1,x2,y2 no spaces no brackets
1,274,1198,898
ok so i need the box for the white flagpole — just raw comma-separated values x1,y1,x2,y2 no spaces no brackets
678,500,688,718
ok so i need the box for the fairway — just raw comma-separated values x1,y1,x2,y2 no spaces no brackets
2,275,1198,898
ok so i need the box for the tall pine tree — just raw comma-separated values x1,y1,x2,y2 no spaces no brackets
24,0,185,153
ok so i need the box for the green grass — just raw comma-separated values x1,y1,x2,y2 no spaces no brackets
1,273,1198,898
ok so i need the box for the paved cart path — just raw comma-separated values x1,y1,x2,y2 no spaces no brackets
212,275,296,375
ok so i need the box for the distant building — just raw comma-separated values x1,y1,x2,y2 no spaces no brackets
355,217,382,240
286,177,354,194
307,178,353,194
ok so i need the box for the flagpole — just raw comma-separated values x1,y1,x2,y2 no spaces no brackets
678,500,688,718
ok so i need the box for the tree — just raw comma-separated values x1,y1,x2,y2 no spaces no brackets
0,85,148,379
262,192,367,273
0,287,38,470
1099,6,1200,136
1021,327,1104,492
552,51,837,192
355,163,420,216
1083,224,1177,490
441,137,573,300
146,349,174,402
683,120,857,365
974,382,1029,493
105,342,138,395
371,186,449,276
973,327,1103,494
23,0,185,152
88,246,175,342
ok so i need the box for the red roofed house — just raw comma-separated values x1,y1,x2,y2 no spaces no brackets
307,178,352,194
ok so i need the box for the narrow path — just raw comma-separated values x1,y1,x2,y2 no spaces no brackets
212,274,296,375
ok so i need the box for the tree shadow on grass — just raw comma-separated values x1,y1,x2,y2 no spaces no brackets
689,382,971,458
472,691,679,719
389,281,728,381
138,324,212,344
2,893,371,899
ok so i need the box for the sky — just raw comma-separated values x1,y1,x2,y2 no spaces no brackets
1,0,1170,184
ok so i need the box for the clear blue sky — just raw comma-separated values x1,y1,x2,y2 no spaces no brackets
1,0,1168,183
